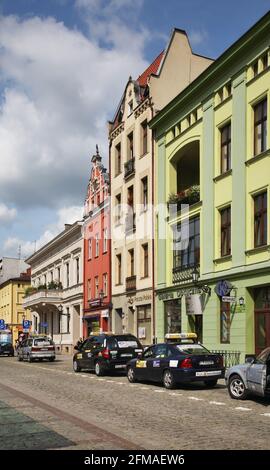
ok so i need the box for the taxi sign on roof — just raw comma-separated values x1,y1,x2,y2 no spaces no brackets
165,332,197,341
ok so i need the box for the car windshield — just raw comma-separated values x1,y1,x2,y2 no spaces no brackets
174,343,211,355
33,338,53,346
108,335,142,349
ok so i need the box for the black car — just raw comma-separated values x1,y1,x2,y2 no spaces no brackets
0,342,14,357
126,334,225,389
73,333,144,376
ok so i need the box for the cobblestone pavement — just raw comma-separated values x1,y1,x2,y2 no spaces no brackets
0,355,269,450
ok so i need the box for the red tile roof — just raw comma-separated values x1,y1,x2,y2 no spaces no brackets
137,50,164,87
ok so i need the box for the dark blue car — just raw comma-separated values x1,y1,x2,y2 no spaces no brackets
126,334,225,389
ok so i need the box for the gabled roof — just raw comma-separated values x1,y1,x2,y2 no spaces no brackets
137,50,164,86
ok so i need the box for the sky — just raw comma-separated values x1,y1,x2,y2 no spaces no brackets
0,0,269,260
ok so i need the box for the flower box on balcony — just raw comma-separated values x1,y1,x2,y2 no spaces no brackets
167,185,200,209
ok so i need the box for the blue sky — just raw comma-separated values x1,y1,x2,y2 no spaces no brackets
0,0,269,260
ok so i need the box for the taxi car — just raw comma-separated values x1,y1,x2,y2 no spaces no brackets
126,333,225,389
225,347,270,400
0,341,14,357
17,335,55,362
73,333,143,376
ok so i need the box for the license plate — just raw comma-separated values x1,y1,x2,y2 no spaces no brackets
115,364,126,369
121,354,132,357
199,361,214,365
196,370,222,377
41,348,48,351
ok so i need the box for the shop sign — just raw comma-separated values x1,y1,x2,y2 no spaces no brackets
222,296,236,303
101,309,109,318
89,299,101,307
128,293,152,304
185,294,203,315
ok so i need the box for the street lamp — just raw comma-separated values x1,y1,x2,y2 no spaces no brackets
239,296,245,307
191,266,211,296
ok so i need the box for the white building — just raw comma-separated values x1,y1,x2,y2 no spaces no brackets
23,222,83,354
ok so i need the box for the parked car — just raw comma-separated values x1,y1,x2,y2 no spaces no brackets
73,333,144,376
225,347,270,400
126,333,225,389
0,342,14,357
17,335,55,362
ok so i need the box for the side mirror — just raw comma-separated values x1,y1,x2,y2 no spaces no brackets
245,355,255,364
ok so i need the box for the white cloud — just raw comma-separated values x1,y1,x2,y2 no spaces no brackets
189,29,209,47
0,203,17,224
3,205,83,258
0,13,148,210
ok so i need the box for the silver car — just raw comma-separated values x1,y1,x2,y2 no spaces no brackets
17,336,55,362
225,347,270,400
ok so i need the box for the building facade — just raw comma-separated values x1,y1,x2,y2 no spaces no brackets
0,257,29,284
82,146,111,337
109,30,212,345
0,271,31,345
23,222,83,353
150,12,270,360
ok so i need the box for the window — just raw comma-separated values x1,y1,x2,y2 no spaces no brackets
115,193,121,225
103,228,108,253
57,267,61,282
95,234,99,257
253,61,258,77
87,279,91,300
220,301,230,343
141,120,148,155
128,100,133,115
127,132,134,160
95,276,99,298
66,263,70,288
66,307,70,334
115,143,121,175
254,98,267,155
220,207,231,257
173,216,200,270
142,243,149,278
254,192,267,247
116,254,122,285
220,122,231,173
129,249,134,276
76,258,80,284
88,238,92,259
50,271,53,282
141,176,148,210
226,83,232,98
103,273,108,297
262,53,268,70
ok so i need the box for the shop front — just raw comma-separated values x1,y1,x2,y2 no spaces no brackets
83,300,110,338
127,291,153,346
254,286,270,355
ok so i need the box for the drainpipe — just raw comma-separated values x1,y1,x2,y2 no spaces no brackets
150,97,156,344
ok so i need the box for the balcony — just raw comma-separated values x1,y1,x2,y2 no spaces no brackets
125,213,136,235
167,185,200,212
126,275,136,292
23,289,63,309
124,158,135,179
172,265,200,285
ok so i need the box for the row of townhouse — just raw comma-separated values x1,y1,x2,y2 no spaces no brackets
23,12,270,359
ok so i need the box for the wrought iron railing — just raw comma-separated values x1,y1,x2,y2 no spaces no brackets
124,158,135,178
126,275,136,292
210,350,241,369
172,264,199,285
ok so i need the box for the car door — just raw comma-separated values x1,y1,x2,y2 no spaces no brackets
246,349,268,396
135,346,155,381
79,339,95,369
148,344,170,382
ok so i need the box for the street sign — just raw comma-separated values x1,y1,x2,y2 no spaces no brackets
0,319,6,330
23,320,31,329
40,322,48,328
222,296,236,303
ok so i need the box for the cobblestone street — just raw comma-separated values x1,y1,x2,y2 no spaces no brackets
0,355,270,450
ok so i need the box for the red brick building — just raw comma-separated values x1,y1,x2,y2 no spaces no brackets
82,146,111,337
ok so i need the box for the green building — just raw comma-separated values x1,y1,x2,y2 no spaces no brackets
150,12,270,362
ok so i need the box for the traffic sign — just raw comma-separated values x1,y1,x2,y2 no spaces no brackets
23,319,31,329
0,319,6,330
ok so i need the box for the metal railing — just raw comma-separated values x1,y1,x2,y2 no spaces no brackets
210,350,241,369
124,158,135,178
126,275,136,292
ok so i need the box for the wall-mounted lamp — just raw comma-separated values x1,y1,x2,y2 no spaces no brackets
239,296,245,306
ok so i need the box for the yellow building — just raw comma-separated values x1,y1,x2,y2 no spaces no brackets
0,274,31,344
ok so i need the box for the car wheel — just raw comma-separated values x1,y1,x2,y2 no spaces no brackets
228,374,248,400
17,355,22,362
95,361,105,377
49,357,55,362
127,367,137,383
73,360,81,373
163,370,176,389
204,379,218,388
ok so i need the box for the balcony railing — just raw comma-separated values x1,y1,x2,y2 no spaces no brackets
126,275,136,292
22,289,63,308
172,264,199,285
124,158,135,179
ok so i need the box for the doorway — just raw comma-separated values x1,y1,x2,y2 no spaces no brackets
254,287,270,355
